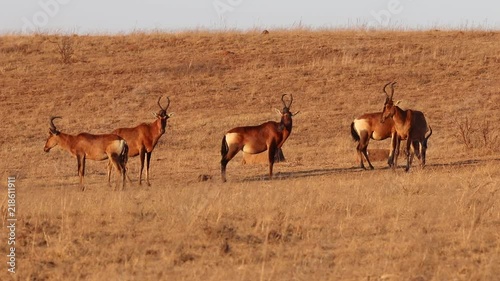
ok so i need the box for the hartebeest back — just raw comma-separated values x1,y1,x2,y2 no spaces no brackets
43,117,128,190
112,96,173,186
381,82,433,171
221,94,298,182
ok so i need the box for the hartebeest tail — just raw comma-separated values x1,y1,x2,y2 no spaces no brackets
221,135,229,159
350,122,361,142
381,82,432,172
221,94,299,182
112,96,173,186
44,116,128,190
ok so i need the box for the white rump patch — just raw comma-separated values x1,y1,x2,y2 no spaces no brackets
225,133,240,145
353,119,370,135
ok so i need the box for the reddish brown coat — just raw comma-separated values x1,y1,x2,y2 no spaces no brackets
112,96,172,186
44,117,128,190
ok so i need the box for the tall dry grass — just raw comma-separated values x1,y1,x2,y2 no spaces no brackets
0,30,499,280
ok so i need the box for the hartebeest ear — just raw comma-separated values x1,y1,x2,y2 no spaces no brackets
167,113,174,118
292,111,300,116
395,100,402,106
274,108,282,115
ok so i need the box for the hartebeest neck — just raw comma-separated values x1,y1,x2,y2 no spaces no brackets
392,106,410,130
150,118,167,139
55,133,78,154
279,115,293,133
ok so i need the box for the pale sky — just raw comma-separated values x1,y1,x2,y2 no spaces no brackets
1,0,499,34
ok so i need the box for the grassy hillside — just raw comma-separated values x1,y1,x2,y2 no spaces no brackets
0,30,499,280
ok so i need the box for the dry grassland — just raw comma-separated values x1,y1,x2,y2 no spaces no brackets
1,30,499,280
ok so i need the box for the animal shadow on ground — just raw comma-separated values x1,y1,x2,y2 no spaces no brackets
237,157,500,183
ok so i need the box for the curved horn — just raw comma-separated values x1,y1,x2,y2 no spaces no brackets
157,96,165,111
390,82,397,100
288,94,293,108
383,82,392,98
281,94,288,108
164,96,170,110
49,116,62,132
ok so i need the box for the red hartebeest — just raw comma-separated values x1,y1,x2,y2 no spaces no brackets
351,113,395,169
43,117,128,190
112,96,173,186
351,82,397,169
381,82,433,171
221,94,299,182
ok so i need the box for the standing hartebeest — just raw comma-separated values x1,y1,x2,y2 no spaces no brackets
220,94,299,182
351,82,397,169
381,82,433,171
112,96,173,186
351,113,395,169
43,117,128,190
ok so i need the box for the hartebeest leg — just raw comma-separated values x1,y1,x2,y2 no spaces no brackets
388,132,399,167
120,158,127,188
107,160,127,188
221,150,239,182
139,150,146,185
77,155,86,191
412,140,421,160
405,139,412,172
357,131,373,170
110,155,126,190
392,137,401,170
107,160,112,187
145,152,152,186
220,143,240,183
420,142,427,168
268,144,277,179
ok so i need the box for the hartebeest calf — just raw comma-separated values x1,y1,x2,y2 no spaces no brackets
221,94,299,182
351,82,397,169
381,82,433,171
43,117,128,190
112,96,173,186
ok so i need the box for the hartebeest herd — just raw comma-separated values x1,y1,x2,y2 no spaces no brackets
44,82,432,190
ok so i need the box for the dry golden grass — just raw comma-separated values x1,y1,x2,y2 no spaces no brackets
1,30,499,280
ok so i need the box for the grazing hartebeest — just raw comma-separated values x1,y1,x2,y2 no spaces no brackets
220,94,299,182
381,82,433,171
112,96,173,186
43,117,128,190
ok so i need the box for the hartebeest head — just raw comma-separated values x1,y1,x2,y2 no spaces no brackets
154,96,173,134
381,82,398,123
44,116,62,152
275,94,299,129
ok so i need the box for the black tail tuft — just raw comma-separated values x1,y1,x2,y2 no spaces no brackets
350,122,360,142
121,141,129,165
221,135,229,158
423,126,432,148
